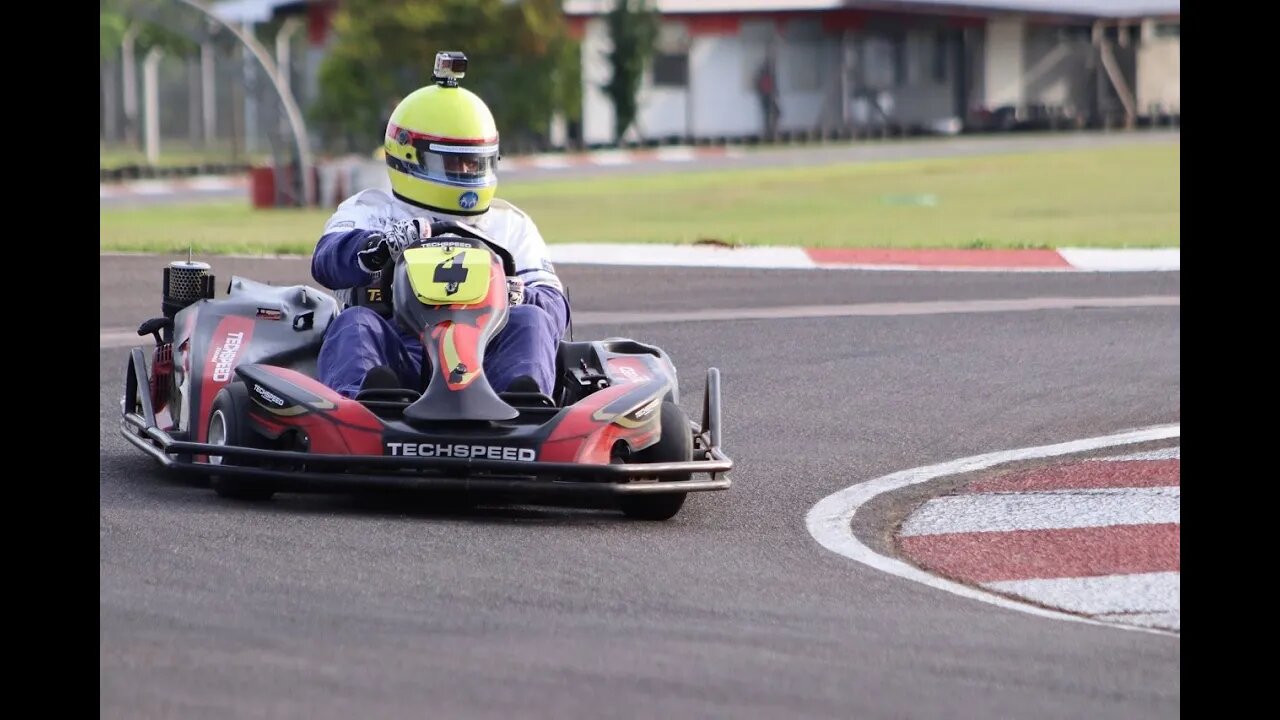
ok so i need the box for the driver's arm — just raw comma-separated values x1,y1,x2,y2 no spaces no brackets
311,196,384,290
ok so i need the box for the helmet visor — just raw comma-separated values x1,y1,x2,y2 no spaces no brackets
413,141,498,187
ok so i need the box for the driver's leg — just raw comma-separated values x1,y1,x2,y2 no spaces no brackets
318,307,422,398
484,304,559,394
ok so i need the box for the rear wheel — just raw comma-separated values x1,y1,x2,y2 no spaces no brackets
618,401,692,521
207,383,276,502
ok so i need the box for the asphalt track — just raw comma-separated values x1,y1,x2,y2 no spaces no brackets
100,254,1180,719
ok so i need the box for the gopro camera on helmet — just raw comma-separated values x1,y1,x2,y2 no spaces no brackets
433,51,468,87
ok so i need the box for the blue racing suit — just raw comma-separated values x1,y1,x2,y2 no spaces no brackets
310,189,569,398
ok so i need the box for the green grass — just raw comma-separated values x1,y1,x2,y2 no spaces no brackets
100,143,1179,255
100,202,333,256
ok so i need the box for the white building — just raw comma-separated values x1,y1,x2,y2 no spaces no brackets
564,0,1180,146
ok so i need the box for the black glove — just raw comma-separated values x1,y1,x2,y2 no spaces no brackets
356,218,432,274
356,232,398,274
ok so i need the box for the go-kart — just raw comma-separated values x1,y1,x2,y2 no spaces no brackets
118,222,732,520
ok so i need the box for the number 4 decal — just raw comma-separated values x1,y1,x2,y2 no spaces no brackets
434,255,469,295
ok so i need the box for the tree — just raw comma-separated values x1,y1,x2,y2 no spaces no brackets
310,0,580,153
100,0,200,148
603,0,659,145
101,8,129,60
100,0,198,59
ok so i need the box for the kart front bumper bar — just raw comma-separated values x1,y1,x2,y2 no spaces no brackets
121,349,732,496
121,415,731,495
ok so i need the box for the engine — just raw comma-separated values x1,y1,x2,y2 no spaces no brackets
163,260,217,328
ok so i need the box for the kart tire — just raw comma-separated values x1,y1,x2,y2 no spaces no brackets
207,383,276,502
619,401,691,521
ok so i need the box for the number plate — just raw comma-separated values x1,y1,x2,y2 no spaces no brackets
402,246,492,305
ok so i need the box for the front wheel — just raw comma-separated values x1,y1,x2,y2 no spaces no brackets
207,383,276,502
619,401,692,521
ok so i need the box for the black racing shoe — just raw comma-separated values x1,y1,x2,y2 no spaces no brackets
356,365,420,404
361,365,401,392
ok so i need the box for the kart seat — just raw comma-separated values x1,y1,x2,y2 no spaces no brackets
355,387,421,403
356,386,555,410
498,390,556,409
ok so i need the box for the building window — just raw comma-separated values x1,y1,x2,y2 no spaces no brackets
1155,22,1179,38
785,43,826,91
652,52,688,87
933,30,949,82
861,34,901,89
782,18,827,92
1057,25,1092,43
905,30,939,85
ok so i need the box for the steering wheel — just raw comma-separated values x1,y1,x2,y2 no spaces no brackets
426,220,518,278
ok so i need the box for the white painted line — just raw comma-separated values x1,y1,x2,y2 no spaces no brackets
984,572,1179,617
655,147,697,162
589,150,633,166
1094,611,1179,632
131,181,173,195
898,486,1180,536
1058,248,1181,272
100,294,1180,348
531,156,572,170
1095,447,1180,461
187,177,242,191
804,423,1181,637
569,296,1179,326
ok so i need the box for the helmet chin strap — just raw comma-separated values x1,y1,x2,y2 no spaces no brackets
430,207,482,224
391,192,486,224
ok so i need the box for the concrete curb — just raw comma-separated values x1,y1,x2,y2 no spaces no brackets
806,424,1181,637
895,448,1180,632
100,175,247,199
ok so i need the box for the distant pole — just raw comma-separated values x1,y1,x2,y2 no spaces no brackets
241,22,259,155
144,47,165,165
188,56,201,145
122,23,141,150
276,18,302,99
173,0,314,206
276,18,304,145
201,36,217,148
101,57,120,143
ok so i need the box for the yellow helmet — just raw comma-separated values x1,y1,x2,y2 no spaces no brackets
383,52,499,215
